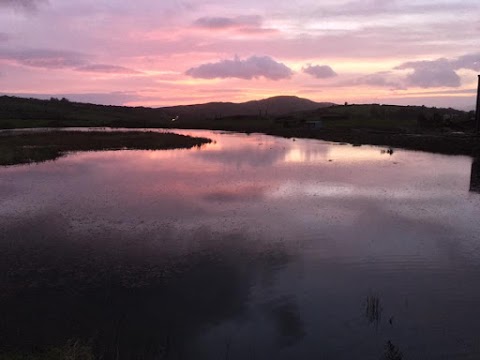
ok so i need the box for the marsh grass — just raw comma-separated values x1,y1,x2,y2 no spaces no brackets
0,131,211,166
383,340,403,360
365,295,382,329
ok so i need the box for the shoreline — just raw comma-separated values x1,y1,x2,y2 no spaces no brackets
262,128,480,157
2,124,480,158
0,130,211,166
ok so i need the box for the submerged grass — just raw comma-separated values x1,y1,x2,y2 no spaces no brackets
0,130,212,166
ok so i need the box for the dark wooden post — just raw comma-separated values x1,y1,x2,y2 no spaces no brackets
470,158,480,193
476,75,480,134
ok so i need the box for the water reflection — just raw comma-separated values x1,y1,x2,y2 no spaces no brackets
1,130,480,359
0,212,294,359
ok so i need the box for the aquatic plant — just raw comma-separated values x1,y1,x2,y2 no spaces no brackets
365,294,382,329
383,340,403,360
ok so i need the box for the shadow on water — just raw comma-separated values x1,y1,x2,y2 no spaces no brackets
470,158,480,193
263,297,306,347
0,213,295,359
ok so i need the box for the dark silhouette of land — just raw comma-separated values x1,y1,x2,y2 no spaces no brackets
1,95,479,156
0,131,211,166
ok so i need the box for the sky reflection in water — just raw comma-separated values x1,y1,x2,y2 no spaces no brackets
1,130,480,359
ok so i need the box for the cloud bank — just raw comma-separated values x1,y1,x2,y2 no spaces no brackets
186,56,293,80
396,53,480,88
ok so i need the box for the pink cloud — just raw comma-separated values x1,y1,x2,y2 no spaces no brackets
192,15,278,37
453,53,480,72
75,64,141,74
0,48,87,68
302,65,337,79
194,16,262,29
315,0,477,18
351,72,403,89
186,55,293,80
0,0,47,11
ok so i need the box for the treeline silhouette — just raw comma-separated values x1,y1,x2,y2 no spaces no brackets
0,95,474,132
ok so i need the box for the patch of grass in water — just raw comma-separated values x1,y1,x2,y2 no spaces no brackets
383,340,403,360
365,294,382,329
0,130,212,166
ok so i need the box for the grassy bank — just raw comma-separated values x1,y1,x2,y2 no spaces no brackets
264,128,480,157
0,131,211,166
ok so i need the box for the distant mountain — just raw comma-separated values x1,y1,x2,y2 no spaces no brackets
160,96,334,120
0,95,334,129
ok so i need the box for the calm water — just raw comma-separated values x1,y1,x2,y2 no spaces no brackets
1,129,480,359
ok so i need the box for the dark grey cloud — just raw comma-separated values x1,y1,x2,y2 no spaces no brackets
302,64,337,79
0,0,47,11
0,49,87,69
194,15,262,29
186,55,293,80
75,64,141,74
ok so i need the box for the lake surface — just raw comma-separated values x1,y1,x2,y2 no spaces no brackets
1,129,480,359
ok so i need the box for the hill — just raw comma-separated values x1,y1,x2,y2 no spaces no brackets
0,95,332,128
161,96,333,121
0,94,475,135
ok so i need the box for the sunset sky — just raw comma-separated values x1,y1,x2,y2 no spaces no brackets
0,0,479,109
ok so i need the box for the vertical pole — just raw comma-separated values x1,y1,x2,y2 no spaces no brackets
476,75,480,134
471,158,480,193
